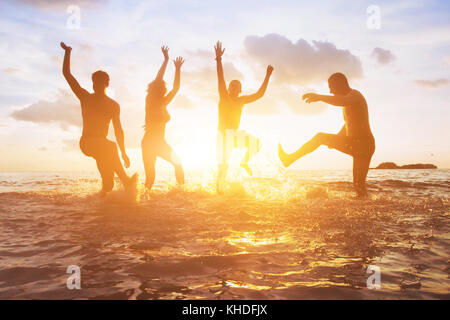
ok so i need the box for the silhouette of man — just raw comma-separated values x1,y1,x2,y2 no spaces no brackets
142,46,185,190
278,73,375,198
60,42,136,195
214,41,273,191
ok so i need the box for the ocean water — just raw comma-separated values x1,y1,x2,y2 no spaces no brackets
0,169,448,299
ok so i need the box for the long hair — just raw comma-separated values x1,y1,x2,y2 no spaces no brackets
146,79,167,103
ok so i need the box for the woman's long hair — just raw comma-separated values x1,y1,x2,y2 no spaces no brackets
146,79,167,104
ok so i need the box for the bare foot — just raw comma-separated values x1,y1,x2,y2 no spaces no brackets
278,143,292,168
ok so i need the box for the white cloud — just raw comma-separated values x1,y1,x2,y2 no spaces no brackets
414,78,450,88
371,47,396,65
10,89,81,129
243,33,363,86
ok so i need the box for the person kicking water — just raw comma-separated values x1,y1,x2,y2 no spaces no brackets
141,46,185,190
278,73,375,198
214,41,273,192
60,42,137,196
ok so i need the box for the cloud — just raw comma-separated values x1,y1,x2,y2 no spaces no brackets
16,0,105,11
371,47,396,65
62,139,79,152
182,56,244,102
247,85,327,115
3,67,20,74
243,33,363,85
444,56,450,66
414,78,450,88
10,89,81,129
179,39,338,115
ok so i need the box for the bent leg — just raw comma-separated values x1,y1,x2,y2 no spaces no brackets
279,133,353,167
142,138,157,189
95,157,114,194
80,137,128,193
159,142,185,185
105,140,129,183
241,135,261,176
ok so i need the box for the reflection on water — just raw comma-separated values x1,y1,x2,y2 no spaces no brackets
0,169,448,299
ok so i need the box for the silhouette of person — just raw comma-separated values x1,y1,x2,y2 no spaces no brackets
60,42,136,195
278,73,375,198
214,41,273,191
141,46,185,190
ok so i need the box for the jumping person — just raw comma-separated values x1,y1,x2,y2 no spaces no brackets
60,42,136,196
278,73,375,198
214,41,273,191
141,46,185,190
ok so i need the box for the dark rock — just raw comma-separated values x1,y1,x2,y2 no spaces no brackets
374,162,437,169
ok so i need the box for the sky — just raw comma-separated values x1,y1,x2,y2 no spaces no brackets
0,0,449,172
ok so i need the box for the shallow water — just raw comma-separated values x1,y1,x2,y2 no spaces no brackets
0,169,448,299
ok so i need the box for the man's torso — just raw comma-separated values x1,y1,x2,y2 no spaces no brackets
80,94,117,138
343,89,373,139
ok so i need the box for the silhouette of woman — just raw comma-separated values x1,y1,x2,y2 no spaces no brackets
141,46,185,190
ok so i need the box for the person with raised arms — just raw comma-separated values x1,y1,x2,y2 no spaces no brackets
141,46,185,190
60,42,137,196
214,41,273,192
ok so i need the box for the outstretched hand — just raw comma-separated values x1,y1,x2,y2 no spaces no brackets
214,41,225,59
122,153,130,168
173,56,185,69
302,93,320,103
60,42,71,51
266,65,274,77
161,45,169,60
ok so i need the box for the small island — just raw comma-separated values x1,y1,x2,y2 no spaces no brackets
374,162,437,169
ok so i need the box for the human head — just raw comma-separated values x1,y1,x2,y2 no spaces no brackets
328,72,351,96
147,79,167,99
92,70,110,94
228,80,242,98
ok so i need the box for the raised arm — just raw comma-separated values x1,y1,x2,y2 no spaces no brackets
240,65,274,104
303,91,355,107
60,42,88,100
214,41,228,99
164,56,184,105
155,45,169,81
111,103,130,168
